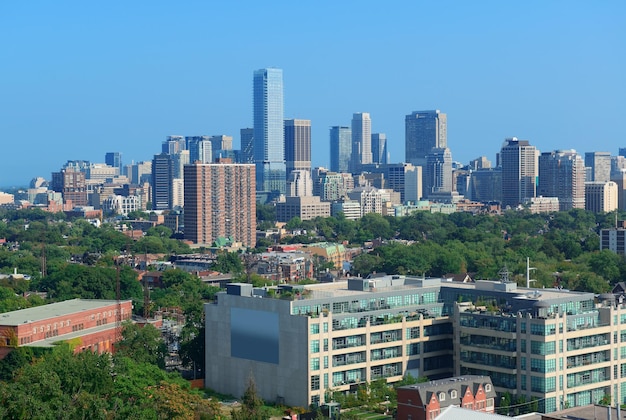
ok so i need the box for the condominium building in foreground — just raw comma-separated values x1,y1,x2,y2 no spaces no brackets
205,275,626,413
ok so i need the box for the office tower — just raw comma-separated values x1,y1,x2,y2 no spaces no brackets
50,168,88,207
350,113,372,173
371,133,388,164
183,163,256,247
360,163,422,203
585,151,612,182
210,135,234,161
151,153,172,210
424,147,453,197
284,119,311,177
240,128,254,164
405,110,447,166
129,161,152,185
253,68,285,195
162,135,186,155
170,150,189,179
105,152,122,175
286,169,313,197
186,136,212,164
500,137,537,208
469,156,491,170
313,169,355,201
329,126,351,173
467,168,502,203
538,150,585,211
585,181,618,213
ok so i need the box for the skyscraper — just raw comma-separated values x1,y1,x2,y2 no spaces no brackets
538,150,585,210
405,110,447,166
424,147,453,197
183,162,256,247
350,113,372,173
186,136,212,164
329,126,351,173
500,137,538,208
240,128,254,164
253,68,285,195
151,153,172,211
162,135,186,155
284,119,311,176
584,151,612,182
105,152,122,175
371,133,388,164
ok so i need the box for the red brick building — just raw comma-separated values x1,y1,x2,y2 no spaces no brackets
396,376,496,420
0,298,132,359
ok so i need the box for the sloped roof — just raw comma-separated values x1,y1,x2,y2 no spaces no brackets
398,375,496,409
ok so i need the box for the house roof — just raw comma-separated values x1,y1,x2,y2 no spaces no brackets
398,375,496,409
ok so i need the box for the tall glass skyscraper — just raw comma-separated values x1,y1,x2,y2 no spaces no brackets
329,126,351,173
253,68,285,195
405,110,447,166
350,112,372,173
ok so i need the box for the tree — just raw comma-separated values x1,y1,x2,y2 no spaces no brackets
115,322,167,369
232,376,266,420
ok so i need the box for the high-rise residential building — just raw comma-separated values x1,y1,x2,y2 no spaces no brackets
105,152,122,175
350,113,372,173
151,153,172,211
284,119,311,177
424,147,453,197
585,181,618,213
183,162,256,247
371,133,388,164
329,126,351,173
162,135,186,155
585,151,612,182
360,163,422,203
313,169,354,201
538,150,585,211
405,110,447,166
170,150,189,180
186,136,213,164
500,137,537,208
611,169,626,210
253,68,285,196
240,128,254,164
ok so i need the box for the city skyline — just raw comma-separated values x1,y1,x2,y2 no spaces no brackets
1,2,625,187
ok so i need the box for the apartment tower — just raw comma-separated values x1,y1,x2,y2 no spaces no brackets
183,162,256,247
350,113,372,173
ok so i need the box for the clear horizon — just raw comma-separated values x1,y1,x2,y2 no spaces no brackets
1,1,625,188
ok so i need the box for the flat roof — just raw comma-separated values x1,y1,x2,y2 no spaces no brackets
24,322,119,348
0,299,131,326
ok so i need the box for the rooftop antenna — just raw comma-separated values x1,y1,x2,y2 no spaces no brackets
526,257,536,288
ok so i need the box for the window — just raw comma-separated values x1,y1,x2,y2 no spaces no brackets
439,392,445,401
311,375,320,390
311,358,320,371
450,390,457,399
310,340,320,353
485,384,491,392
310,324,319,334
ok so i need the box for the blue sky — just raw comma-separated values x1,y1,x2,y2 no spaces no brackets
1,1,624,187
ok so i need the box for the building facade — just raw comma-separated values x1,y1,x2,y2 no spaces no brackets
424,147,453,198
253,68,286,196
151,153,172,211
205,274,626,412
405,110,447,167
538,150,586,211
183,163,256,247
585,152,612,182
0,299,132,359
500,137,538,208
274,196,331,222
330,126,352,173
